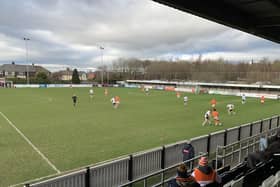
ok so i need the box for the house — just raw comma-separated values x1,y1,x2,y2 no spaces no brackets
53,68,88,81
0,62,50,79
53,68,73,81
87,72,96,80
79,71,87,81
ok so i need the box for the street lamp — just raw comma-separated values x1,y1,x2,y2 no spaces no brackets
100,46,104,85
24,37,30,84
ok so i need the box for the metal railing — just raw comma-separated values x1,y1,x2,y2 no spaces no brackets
25,115,279,187
118,153,208,187
216,127,279,170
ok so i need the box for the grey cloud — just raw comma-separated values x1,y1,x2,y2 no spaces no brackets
0,0,280,71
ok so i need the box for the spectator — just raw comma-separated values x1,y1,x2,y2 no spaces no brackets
259,134,268,151
268,128,280,144
263,138,280,160
247,135,280,169
182,143,195,168
168,164,200,187
192,157,221,187
247,151,266,169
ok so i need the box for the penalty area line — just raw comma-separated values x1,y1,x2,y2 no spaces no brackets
0,111,60,174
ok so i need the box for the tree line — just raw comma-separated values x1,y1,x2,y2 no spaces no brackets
7,58,280,84
97,57,280,84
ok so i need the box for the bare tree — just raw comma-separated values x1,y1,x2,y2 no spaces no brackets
108,57,280,84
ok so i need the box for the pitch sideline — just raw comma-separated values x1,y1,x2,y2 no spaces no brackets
0,111,60,174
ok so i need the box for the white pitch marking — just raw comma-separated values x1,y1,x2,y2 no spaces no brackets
0,112,60,174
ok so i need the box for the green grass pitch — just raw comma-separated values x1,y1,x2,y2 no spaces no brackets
0,87,279,186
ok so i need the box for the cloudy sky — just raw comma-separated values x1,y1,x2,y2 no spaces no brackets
0,0,280,71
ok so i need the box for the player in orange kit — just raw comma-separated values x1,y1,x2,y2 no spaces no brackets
104,88,108,96
212,108,221,126
261,95,265,104
111,96,120,109
176,92,181,98
210,98,217,108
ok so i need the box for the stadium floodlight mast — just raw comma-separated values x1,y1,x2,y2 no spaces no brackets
100,46,104,85
23,37,30,84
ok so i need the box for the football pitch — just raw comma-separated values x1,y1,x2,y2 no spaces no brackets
0,87,279,186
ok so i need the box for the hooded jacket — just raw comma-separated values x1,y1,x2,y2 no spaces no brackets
176,175,200,187
168,175,200,187
182,143,195,162
192,165,219,187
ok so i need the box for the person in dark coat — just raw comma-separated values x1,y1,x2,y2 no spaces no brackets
183,143,195,161
268,128,280,144
168,164,200,187
182,143,195,168
72,94,78,106
247,135,280,169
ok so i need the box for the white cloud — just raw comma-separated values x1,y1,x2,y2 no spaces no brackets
0,0,279,71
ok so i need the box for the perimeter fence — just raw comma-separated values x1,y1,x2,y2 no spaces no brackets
25,115,279,187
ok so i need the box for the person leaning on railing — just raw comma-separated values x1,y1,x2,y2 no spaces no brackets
268,128,280,144
259,134,268,151
182,143,195,168
168,164,200,187
247,130,280,169
191,157,221,187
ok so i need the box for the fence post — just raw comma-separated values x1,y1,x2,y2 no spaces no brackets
238,126,241,141
269,117,272,130
85,167,90,187
128,155,133,183
161,146,165,169
260,120,263,133
207,134,211,153
224,130,227,146
278,116,280,127
161,146,166,185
